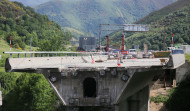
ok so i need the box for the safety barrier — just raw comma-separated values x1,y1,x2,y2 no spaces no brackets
3,51,112,58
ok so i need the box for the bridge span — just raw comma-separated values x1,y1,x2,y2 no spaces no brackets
4,51,185,111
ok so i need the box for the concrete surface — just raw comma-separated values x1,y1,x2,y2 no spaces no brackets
5,56,168,72
176,61,190,84
167,54,185,69
4,53,186,111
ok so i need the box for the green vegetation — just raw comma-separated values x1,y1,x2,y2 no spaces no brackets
165,74,190,111
151,74,190,111
185,54,190,61
0,0,72,51
0,39,58,110
0,1,72,110
150,52,190,109
63,27,85,38
136,0,190,24
106,0,190,50
9,0,51,7
150,94,168,103
150,88,175,103
35,0,175,37
0,72,59,111
0,37,62,111
0,39,22,67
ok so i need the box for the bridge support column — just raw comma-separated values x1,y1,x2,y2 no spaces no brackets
119,85,150,111
65,107,79,111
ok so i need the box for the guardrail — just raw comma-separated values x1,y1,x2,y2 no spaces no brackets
3,51,111,58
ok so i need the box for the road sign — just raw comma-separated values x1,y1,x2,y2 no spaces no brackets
124,24,149,32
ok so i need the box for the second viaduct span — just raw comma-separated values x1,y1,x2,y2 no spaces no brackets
4,51,185,111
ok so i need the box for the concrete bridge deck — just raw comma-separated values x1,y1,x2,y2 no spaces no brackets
3,52,185,111
6,56,168,72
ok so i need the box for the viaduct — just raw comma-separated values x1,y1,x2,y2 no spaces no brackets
4,51,185,111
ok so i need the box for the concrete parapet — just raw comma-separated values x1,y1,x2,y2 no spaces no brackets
176,61,190,84
167,54,185,69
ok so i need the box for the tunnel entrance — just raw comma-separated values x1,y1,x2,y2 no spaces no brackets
83,77,97,98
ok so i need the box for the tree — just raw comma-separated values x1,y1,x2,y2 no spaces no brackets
6,11,15,18
2,73,57,111
6,31,25,49
39,35,63,51
63,31,72,44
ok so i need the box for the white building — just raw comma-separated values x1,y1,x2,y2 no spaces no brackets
180,45,190,54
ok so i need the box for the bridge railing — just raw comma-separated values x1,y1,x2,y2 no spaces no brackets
3,51,111,58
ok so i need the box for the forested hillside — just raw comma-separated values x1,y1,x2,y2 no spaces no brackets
0,1,70,110
9,0,51,7
136,0,190,24
0,0,72,51
35,0,175,37
106,0,190,50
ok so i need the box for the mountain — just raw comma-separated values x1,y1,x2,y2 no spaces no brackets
9,0,51,7
107,0,190,50
35,0,176,37
0,0,71,51
136,0,190,24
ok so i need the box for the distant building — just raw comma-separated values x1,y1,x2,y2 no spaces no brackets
180,45,190,54
79,37,96,51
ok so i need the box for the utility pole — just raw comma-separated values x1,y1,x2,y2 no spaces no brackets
171,33,174,47
106,35,109,52
121,34,125,52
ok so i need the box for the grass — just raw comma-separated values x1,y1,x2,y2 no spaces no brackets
150,94,167,103
165,75,190,111
0,39,22,54
151,54,190,104
0,39,20,68
0,39,39,68
185,54,190,61
0,67,4,72
150,88,175,103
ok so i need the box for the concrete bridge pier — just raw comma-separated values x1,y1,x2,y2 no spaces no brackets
119,85,149,111
3,52,185,111
56,106,116,111
52,86,150,111
40,68,154,111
